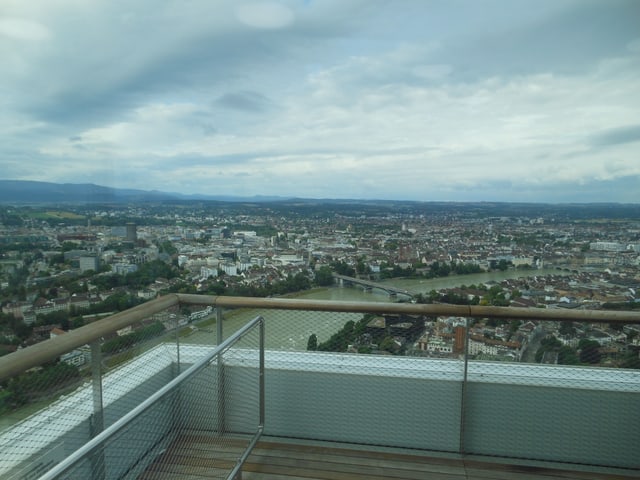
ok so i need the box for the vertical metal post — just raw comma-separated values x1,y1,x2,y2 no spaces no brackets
259,317,265,429
459,317,470,455
216,307,223,344
90,340,105,479
175,314,181,375
216,307,226,434
90,340,104,434
173,313,183,435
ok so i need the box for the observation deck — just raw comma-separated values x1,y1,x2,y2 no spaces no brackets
0,294,638,479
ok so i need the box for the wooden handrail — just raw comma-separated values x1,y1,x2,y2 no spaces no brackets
0,294,179,381
178,294,640,323
1,293,639,382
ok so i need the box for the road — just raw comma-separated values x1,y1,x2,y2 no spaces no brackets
521,326,547,363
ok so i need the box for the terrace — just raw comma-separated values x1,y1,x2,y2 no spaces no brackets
0,294,639,479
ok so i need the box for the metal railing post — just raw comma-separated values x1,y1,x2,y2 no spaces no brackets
89,340,105,479
259,317,265,429
229,316,265,480
175,314,181,375
216,307,226,434
38,317,263,480
459,317,470,455
216,307,223,344
172,313,184,436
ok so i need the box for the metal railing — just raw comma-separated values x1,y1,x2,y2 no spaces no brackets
37,315,265,480
0,294,639,478
2,294,638,382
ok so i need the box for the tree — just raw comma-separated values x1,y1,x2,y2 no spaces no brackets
356,257,369,275
160,240,178,256
558,321,575,336
620,351,640,369
71,316,85,329
331,260,355,277
535,336,562,362
558,346,580,365
307,334,318,351
314,266,334,286
62,242,78,252
496,259,510,271
579,339,601,364
379,336,399,354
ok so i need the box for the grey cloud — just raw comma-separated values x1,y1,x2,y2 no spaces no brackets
10,2,363,130
2,1,640,203
200,124,217,136
431,0,640,80
215,91,272,113
589,125,640,148
430,176,640,204
161,152,262,168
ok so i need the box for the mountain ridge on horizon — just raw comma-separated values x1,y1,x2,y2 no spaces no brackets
0,179,638,207
0,180,292,204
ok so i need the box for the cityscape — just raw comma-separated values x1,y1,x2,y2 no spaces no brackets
1,197,639,376
1,0,639,476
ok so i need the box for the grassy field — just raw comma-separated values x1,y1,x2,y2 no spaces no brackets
26,210,86,220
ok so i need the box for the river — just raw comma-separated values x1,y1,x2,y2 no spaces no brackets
185,268,569,350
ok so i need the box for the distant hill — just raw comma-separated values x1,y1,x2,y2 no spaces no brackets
0,181,638,220
0,180,288,204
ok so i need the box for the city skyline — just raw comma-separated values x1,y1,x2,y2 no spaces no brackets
1,0,639,203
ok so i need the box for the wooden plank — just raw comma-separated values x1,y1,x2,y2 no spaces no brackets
162,445,243,462
255,440,462,465
463,459,639,480
154,453,236,468
140,436,639,480
243,462,466,480
251,441,466,473
241,473,329,480
466,469,594,480
141,461,232,479
242,449,468,480
245,451,467,479
139,470,217,480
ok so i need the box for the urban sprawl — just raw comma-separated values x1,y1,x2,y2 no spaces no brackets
1,202,639,370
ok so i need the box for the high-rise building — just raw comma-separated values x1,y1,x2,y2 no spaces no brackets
126,222,137,242
79,256,99,273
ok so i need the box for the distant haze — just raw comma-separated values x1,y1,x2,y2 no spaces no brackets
1,1,639,202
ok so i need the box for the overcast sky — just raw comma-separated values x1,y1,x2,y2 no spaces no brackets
1,0,639,202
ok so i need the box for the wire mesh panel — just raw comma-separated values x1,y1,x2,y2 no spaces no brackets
3,295,639,477
219,307,466,453
0,305,184,480
99,312,183,430
170,304,219,358
38,315,264,480
462,318,640,470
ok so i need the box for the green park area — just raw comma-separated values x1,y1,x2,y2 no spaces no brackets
26,210,86,221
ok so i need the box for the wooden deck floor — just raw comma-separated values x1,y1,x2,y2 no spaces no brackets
140,434,639,480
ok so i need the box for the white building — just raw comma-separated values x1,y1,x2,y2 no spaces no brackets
589,242,626,252
112,263,138,275
200,266,218,279
220,263,238,276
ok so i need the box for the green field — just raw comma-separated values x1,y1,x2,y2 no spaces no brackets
26,210,86,220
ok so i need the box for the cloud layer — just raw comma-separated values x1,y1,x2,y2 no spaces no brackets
1,0,639,202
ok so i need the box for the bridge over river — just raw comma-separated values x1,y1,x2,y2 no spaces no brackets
332,274,416,299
